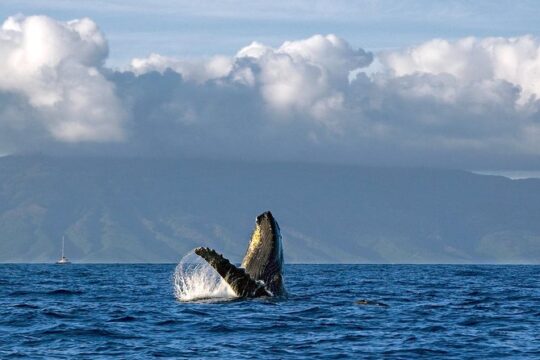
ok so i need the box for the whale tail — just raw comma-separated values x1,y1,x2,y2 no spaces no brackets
194,247,271,298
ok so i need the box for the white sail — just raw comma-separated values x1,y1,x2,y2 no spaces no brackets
56,235,71,264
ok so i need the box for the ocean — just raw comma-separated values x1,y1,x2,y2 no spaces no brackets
0,263,539,359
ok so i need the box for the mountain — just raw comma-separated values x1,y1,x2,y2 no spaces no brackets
0,155,539,263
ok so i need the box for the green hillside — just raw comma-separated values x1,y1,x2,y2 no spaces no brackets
1,156,539,263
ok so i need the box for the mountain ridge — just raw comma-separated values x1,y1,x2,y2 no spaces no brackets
1,155,539,263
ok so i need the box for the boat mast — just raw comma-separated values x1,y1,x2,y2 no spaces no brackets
62,236,65,258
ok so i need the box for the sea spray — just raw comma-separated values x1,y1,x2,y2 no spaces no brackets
173,250,237,302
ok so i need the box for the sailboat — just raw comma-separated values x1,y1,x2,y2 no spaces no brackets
56,236,71,265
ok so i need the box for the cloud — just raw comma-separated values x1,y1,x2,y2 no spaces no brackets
130,34,372,121
381,36,540,104
0,15,125,143
1,14,540,169
233,34,372,119
367,36,540,158
130,53,233,83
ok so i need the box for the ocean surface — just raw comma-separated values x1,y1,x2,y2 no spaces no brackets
0,263,539,359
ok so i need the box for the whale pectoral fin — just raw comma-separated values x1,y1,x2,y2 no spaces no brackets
194,247,271,298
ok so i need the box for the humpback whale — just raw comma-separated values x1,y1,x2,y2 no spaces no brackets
194,211,285,298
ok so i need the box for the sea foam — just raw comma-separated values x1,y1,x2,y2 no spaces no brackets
173,250,236,302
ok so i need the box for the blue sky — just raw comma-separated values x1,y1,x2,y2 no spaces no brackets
1,1,540,170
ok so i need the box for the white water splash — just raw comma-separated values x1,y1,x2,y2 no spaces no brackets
173,250,237,302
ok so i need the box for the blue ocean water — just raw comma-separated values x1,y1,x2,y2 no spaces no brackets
0,264,539,359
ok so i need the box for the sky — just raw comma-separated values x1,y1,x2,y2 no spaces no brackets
1,0,540,170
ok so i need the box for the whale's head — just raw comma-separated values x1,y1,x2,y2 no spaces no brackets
241,211,285,295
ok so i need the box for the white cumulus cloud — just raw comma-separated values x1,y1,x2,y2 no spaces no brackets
0,15,125,142
131,34,373,121
130,53,233,83
235,35,372,120
381,36,540,104
2,14,540,169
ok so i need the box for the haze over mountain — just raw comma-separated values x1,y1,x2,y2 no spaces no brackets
1,156,539,264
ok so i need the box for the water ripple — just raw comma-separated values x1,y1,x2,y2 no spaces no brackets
0,264,538,359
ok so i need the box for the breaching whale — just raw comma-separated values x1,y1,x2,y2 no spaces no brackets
194,211,285,298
